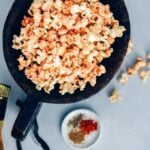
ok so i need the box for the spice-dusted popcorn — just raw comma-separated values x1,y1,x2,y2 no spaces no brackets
127,40,133,54
139,70,150,83
147,53,150,60
12,0,125,95
147,53,150,68
118,72,129,85
109,89,122,103
127,57,146,76
147,61,150,68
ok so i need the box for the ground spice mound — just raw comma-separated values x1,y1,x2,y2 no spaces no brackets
67,113,98,144
68,130,85,144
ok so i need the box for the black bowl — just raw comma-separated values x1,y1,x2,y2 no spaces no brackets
3,0,130,140
3,0,130,104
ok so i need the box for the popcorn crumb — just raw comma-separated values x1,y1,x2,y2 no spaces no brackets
109,90,122,103
139,70,150,83
118,72,129,84
127,40,133,54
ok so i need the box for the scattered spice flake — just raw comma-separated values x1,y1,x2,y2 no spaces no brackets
109,89,122,103
118,72,129,85
127,40,134,54
139,70,150,83
68,113,84,128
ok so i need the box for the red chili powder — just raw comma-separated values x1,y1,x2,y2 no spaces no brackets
80,119,98,135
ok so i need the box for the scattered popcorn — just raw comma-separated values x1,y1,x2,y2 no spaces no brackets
139,70,150,83
109,89,122,103
127,40,133,54
147,61,150,68
12,0,125,95
147,53,150,60
134,57,146,69
118,72,129,85
127,57,146,75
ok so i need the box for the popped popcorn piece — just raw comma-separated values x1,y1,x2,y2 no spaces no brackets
127,57,146,75
147,53,150,60
147,61,150,68
109,89,122,103
147,53,150,68
70,4,80,15
118,72,129,85
12,0,126,95
139,70,150,83
136,57,147,68
127,40,133,54
54,0,63,10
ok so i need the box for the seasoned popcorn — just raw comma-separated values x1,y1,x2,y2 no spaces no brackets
139,70,150,83
12,0,125,95
147,53,150,60
147,61,150,68
127,40,133,54
147,53,150,68
109,89,122,103
127,57,146,76
118,72,129,85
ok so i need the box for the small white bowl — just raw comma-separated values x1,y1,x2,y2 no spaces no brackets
61,109,100,150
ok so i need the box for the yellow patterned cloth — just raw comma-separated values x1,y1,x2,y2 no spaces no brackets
0,84,10,99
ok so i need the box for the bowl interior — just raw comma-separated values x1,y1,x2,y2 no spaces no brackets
3,0,130,103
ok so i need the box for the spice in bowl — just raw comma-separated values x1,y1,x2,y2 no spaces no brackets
68,130,85,144
62,109,100,149
67,113,98,144
80,119,97,135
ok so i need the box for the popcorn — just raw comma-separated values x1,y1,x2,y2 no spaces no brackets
109,89,122,103
147,53,150,60
127,40,133,54
34,11,42,26
116,26,126,37
54,0,63,10
147,53,150,68
70,4,80,15
17,55,26,70
118,72,129,85
139,70,150,83
80,2,87,11
88,33,99,42
12,0,125,95
127,57,146,75
147,61,150,68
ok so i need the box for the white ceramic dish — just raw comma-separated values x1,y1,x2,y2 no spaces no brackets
61,109,100,150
